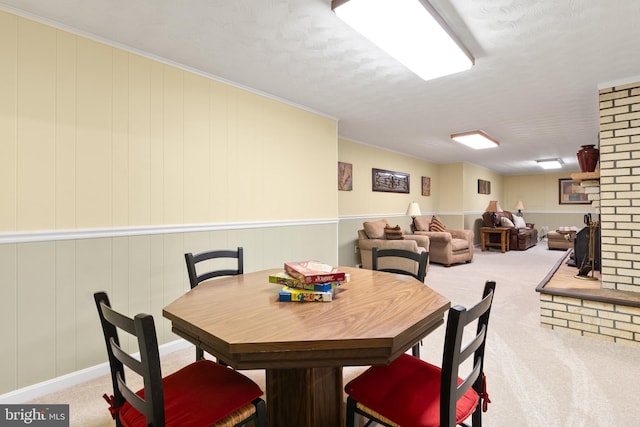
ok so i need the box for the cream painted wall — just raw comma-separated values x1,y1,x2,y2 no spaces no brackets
337,139,441,267
437,163,464,212
0,11,337,232
504,171,590,213
462,163,504,213
337,139,440,217
504,172,595,234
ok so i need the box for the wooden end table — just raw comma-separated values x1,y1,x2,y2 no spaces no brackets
480,227,510,253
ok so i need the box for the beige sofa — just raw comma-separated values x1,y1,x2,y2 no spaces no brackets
410,216,474,267
357,220,430,276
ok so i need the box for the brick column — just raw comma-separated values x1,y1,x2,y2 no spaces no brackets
599,80,640,292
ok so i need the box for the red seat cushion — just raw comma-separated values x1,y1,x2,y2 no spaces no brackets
119,360,263,427
344,354,478,427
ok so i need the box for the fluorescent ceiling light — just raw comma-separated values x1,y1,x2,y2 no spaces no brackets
537,159,564,169
450,130,499,150
332,0,474,81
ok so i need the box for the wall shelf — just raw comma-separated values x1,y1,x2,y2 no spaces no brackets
570,171,600,182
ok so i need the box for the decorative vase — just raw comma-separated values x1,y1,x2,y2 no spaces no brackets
576,144,599,173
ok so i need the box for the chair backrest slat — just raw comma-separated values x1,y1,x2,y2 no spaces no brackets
371,247,428,282
455,360,482,401
117,373,151,418
110,338,143,375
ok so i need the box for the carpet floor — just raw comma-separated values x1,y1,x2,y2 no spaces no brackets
28,242,640,426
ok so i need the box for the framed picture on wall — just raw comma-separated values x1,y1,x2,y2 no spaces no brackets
338,161,352,191
372,168,410,193
559,178,590,204
421,176,431,196
477,179,491,195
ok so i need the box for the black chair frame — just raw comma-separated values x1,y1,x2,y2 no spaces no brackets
94,292,265,427
346,280,495,427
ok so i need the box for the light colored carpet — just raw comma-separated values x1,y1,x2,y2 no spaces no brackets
29,243,640,426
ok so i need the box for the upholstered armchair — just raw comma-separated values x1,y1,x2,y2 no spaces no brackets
410,216,474,267
357,219,430,275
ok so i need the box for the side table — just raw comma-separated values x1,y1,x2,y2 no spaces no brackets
480,227,510,253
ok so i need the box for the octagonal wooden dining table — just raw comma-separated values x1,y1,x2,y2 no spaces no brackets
163,266,450,427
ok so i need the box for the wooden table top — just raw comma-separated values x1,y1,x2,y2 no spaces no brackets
480,227,510,231
163,266,450,370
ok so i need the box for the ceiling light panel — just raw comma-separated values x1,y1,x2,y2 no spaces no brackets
536,159,564,169
332,0,474,81
450,130,499,150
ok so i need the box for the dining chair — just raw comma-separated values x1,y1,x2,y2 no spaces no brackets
94,291,266,427
184,246,243,361
344,280,496,427
372,246,429,357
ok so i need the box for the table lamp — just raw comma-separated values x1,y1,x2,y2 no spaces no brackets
514,200,524,217
485,200,503,228
406,202,422,231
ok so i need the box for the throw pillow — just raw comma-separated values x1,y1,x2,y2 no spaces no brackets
413,216,430,232
513,215,527,229
430,216,446,232
501,216,515,228
384,225,405,240
363,219,389,239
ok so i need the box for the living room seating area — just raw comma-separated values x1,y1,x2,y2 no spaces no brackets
481,210,538,251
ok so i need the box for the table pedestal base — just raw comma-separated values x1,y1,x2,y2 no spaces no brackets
267,367,343,427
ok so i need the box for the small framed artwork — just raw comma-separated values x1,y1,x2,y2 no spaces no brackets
559,178,589,204
422,176,431,196
338,161,352,191
372,168,410,193
478,179,491,195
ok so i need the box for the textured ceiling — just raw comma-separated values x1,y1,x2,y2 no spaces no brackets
2,0,639,175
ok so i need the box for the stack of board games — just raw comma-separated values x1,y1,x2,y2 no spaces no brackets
271,261,347,302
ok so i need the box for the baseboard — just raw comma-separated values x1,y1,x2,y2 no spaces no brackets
0,339,191,404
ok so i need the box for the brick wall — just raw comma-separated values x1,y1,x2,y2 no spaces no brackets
599,80,640,292
540,293,640,345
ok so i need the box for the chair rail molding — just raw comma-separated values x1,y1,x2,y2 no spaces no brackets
0,219,339,244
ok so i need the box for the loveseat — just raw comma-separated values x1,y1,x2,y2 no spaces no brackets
410,216,474,266
357,219,430,276
481,210,538,251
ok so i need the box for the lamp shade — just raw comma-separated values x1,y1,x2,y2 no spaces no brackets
406,202,422,217
485,201,503,213
514,200,525,210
